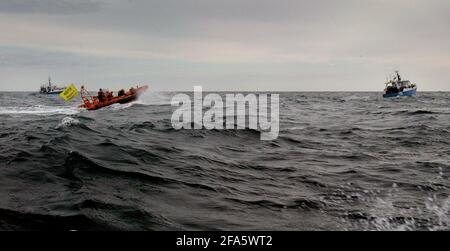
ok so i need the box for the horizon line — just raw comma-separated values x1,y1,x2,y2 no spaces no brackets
1,90,449,93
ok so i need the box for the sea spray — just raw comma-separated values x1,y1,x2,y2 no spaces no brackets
0,105,79,115
56,117,80,129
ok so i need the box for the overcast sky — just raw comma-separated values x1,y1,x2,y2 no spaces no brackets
0,0,449,91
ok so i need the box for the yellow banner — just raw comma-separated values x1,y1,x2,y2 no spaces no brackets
60,83,79,101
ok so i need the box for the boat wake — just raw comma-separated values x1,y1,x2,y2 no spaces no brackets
102,103,135,111
0,105,80,115
135,91,173,106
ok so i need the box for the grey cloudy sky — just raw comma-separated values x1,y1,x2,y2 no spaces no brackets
0,0,449,91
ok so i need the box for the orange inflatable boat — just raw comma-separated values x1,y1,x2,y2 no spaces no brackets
79,85,149,111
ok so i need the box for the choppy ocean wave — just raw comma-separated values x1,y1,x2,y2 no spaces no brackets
0,91,449,230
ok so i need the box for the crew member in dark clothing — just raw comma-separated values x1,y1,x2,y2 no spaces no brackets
98,89,105,102
107,91,113,101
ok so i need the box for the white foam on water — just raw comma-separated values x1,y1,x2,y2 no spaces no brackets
366,197,417,231
106,103,134,111
0,105,80,115
286,126,307,131
56,117,80,129
426,196,450,231
345,183,450,231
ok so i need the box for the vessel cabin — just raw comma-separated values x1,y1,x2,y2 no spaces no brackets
385,80,412,94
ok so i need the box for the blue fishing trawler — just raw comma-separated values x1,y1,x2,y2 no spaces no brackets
383,71,417,98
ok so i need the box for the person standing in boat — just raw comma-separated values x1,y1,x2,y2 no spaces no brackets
98,89,105,102
107,91,113,101
80,86,88,96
